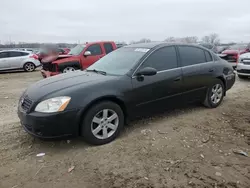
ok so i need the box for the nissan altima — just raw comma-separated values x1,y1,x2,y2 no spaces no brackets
18,43,235,145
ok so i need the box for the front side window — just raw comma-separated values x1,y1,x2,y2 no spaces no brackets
86,44,102,55
139,46,178,71
9,51,28,57
179,46,206,66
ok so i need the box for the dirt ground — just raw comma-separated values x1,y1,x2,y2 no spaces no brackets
0,70,249,188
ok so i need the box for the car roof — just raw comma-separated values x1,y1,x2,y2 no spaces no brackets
125,42,206,49
0,50,31,53
80,41,115,45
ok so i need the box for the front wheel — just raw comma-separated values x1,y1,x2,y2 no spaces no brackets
63,67,77,73
81,101,124,145
203,80,225,108
23,62,35,72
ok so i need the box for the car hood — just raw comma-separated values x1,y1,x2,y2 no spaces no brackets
25,71,113,100
52,56,79,64
240,52,250,58
222,49,239,54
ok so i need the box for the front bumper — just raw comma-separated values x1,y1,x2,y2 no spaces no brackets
236,63,250,76
18,107,80,139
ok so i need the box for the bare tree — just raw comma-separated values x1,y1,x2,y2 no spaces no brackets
202,33,220,45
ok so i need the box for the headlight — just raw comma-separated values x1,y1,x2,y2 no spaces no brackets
35,96,71,113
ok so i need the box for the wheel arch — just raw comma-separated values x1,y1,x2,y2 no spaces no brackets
77,96,127,135
216,76,226,96
58,61,81,72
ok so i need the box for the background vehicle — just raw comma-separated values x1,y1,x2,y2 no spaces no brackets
0,50,40,72
236,52,250,79
41,41,117,77
217,45,229,54
220,44,250,68
198,43,218,53
18,43,235,145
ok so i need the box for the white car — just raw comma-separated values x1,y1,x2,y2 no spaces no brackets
237,52,250,79
0,50,41,72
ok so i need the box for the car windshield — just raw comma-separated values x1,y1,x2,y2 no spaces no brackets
229,45,247,50
86,47,149,76
68,44,86,55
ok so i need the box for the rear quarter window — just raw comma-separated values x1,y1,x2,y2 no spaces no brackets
205,51,213,62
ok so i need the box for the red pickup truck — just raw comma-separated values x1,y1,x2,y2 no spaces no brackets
41,41,117,78
220,44,250,68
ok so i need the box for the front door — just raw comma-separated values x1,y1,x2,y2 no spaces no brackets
82,44,105,69
131,46,183,117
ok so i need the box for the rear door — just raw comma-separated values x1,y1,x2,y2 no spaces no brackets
103,43,115,54
177,45,215,102
0,52,10,69
82,44,104,68
131,46,183,116
8,51,30,69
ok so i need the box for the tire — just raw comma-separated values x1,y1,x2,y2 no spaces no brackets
238,75,248,79
23,62,35,72
81,101,124,145
203,79,225,108
63,67,77,73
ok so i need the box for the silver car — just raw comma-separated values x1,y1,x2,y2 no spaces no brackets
0,50,41,72
237,52,250,79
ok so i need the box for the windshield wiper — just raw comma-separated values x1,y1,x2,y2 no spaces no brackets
86,69,107,75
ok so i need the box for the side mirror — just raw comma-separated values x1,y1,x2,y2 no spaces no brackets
84,51,91,56
136,67,157,76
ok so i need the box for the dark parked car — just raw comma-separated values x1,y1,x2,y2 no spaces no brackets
18,43,235,145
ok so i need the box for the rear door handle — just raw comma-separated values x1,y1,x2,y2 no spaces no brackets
209,69,214,72
174,77,181,82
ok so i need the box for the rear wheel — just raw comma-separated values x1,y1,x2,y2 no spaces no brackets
203,80,225,108
238,75,248,79
81,101,124,145
23,62,35,72
63,67,77,73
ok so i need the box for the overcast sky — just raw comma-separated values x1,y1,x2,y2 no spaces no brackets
0,0,250,43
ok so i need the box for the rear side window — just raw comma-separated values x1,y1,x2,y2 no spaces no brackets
205,51,213,62
104,43,114,54
140,46,178,71
178,46,206,66
9,51,28,57
86,44,102,55
0,52,9,58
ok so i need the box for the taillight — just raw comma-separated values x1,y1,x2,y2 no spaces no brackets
30,54,38,60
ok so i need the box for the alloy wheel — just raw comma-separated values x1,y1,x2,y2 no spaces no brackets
25,63,35,72
91,109,119,139
211,84,223,104
63,67,75,73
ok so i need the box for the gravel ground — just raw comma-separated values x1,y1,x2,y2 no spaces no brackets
0,71,250,188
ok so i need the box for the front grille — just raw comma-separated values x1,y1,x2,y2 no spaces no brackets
237,69,250,74
242,58,250,65
42,63,57,72
21,97,33,112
